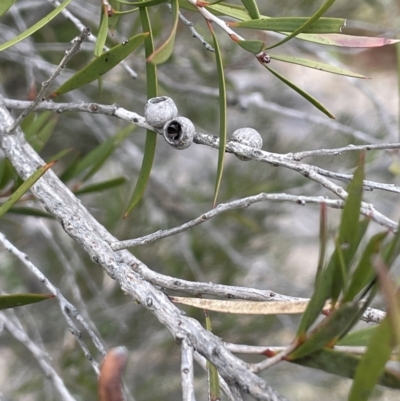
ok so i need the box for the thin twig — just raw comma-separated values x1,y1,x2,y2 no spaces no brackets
291,142,400,160
224,343,380,356
7,28,90,133
177,9,215,52
249,343,298,373
0,311,77,401
0,231,105,373
111,193,344,250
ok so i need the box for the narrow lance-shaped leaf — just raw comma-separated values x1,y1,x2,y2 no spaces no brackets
349,318,394,401
124,5,158,216
0,0,73,51
95,5,109,57
289,302,361,360
203,2,399,48
296,33,400,48
8,206,54,219
81,125,134,182
0,294,55,310
337,326,378,346
240,0,259,19
267,0,340,50
342,231,387,303
170,296,330,315
0,0,17,17
50,33,148,97
204,311,220,401
147,0,179,64
207,21,227,208
115,0,167,6
74,177,126,195
237,40,265,54
269,54,368,78
0,162,55,218
231,17,344,34
315,203,327,287
330,153,364,302
293,348,400,389
262,64,335,119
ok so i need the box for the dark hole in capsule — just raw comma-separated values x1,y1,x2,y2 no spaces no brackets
151,96,166,104
167,122,181,141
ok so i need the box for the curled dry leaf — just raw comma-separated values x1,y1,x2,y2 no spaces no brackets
99,346,129,401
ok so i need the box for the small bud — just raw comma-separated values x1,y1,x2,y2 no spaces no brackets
163,117,195,150
230,127,263,161
144,96,178,128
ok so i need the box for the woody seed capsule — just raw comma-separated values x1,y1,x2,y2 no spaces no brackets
144,96,178,128
163,117,195,150
230,127,263,161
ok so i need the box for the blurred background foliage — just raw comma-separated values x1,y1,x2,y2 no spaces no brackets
0,0,399,400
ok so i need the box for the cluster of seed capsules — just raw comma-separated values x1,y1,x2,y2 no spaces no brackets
144,96,263,160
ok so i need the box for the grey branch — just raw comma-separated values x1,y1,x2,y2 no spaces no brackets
0,231,105,373
2,98,397,230
0,99,288,401
0,311,77,401
181,339,196,401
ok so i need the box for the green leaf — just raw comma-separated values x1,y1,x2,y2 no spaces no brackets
59,152,81,183
315,204,327,287
267,0,339,49
0,0,17,17
269,54,367,78
342,231,387,303
73,177,126,195
22,111,58,152
205,311,220,401
337,326,377,346
147,0,179,64
330,153,365,301
204,2,253,21
22,111,52,138
349,318,394,400
296,33,400,48
293,348,400,388
124,4,158,217
8,206,54,219
237,40,265,54
46,147,74,164
232,17,344,35
116,0,167,6
289,302,361,360
208,23,227,208
0,162,55,218
0,294,55,310
0,159,18,190
263,65,335,119
240,0,259,19
0,0,73,51
69,125,134,182
95,6,109,57
51,32,148,97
